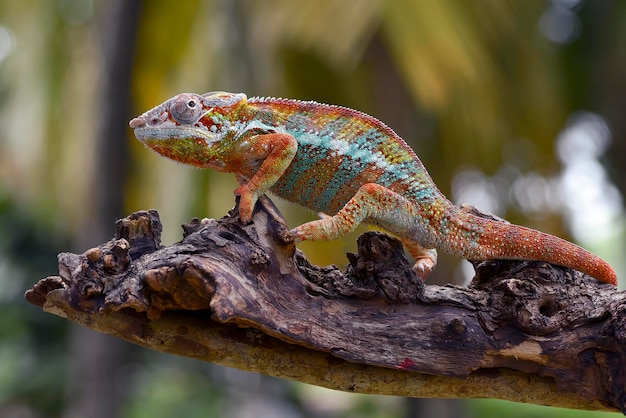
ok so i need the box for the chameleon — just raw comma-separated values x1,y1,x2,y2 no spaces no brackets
129,91,617,286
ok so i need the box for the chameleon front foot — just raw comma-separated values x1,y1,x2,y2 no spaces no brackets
234,185,258,223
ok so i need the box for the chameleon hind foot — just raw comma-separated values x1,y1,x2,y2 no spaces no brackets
401,240,437,280
411,251,437,280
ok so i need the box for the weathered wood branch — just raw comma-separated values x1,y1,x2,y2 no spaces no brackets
25,198,626,413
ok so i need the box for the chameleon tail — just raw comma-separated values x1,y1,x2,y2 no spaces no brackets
441,208,617,285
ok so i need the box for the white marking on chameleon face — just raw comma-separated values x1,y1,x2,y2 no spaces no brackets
204,136,218,146
235,119,274,136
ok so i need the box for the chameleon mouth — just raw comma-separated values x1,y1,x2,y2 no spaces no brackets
132,126,177,142
129,117,145,129
132,125,220,150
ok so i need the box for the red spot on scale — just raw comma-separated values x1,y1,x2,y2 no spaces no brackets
397,358,416,370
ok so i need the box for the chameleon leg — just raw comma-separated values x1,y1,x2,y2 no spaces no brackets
291,183,438,278
234,133,298,222
400,239,438,280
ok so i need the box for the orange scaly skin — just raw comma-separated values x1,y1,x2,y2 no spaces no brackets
130,91,617,285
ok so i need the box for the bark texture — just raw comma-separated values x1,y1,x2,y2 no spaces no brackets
25,198,626,413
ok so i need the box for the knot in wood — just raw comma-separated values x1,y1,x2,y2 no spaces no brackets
79,277,103,298
275,227,295,245
501,278,537,298
85,247,102,262
248,249,270,272
346,232,423,302
103,239,131,274
447,317,467,335
486,278,569,335
182,217,205,237
115,209,162,259
357,231,399,262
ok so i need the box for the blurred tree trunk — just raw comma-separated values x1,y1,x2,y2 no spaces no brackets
585,2,626,196
64,1,142,418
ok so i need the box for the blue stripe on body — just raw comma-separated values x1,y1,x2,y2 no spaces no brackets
270,141,327,206
316,128,389,208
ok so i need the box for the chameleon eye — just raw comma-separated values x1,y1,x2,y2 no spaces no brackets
170,95,202,124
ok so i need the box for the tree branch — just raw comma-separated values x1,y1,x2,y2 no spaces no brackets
25,198,626,413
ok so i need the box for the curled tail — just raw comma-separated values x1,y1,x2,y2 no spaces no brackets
440,207,617,285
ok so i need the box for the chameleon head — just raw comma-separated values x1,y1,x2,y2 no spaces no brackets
129,92,247,168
